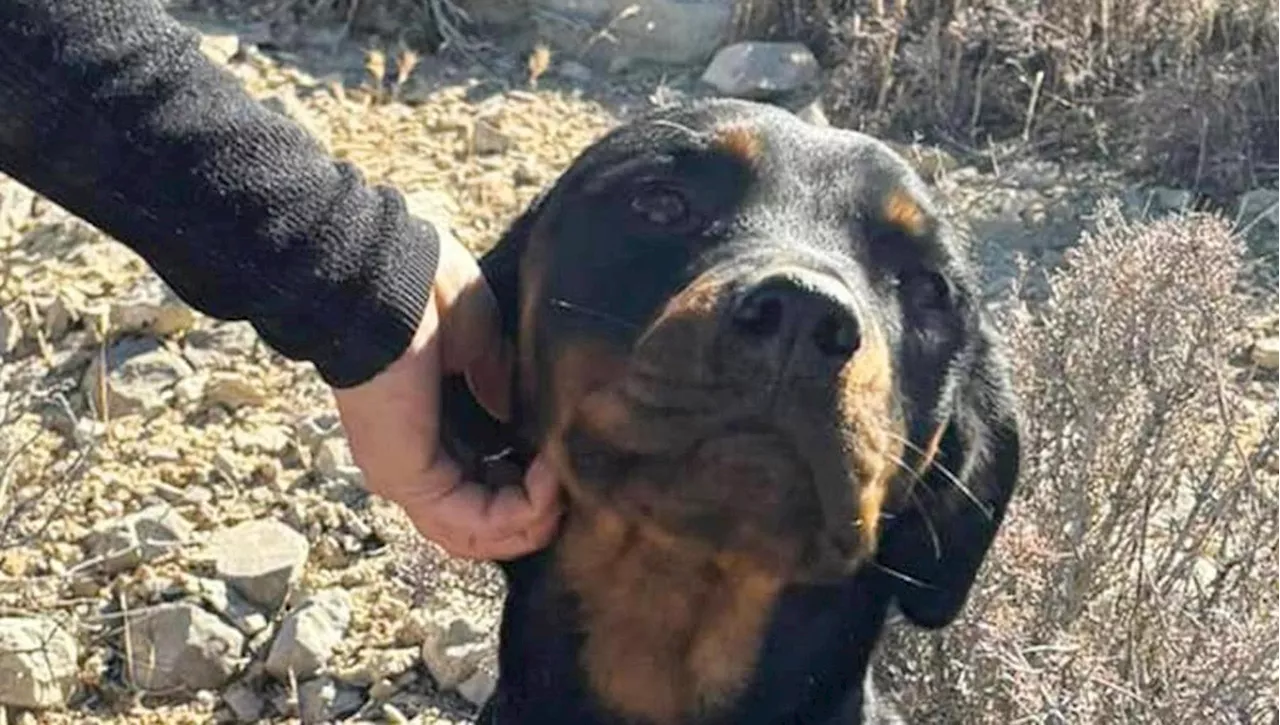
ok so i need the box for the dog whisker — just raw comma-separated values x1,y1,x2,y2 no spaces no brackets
880,451,944,561
879,427,993,521
870,560,938,590
549,298,643,331
646,118,707,142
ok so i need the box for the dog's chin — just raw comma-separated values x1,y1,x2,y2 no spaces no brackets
559,402,876,585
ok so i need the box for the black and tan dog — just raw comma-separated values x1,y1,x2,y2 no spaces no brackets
439,98,1022,725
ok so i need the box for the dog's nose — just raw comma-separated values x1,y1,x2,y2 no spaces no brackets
728,271,860,360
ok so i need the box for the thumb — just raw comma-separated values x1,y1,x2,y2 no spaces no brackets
435,243,513,422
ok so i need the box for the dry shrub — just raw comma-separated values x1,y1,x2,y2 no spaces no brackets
814,0,1279,199
875,201,1280,722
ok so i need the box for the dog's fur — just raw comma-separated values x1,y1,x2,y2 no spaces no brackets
439,98,1022,725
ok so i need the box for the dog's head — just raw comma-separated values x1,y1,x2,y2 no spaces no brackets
468,98,1020,629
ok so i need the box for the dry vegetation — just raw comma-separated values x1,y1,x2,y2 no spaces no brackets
806,0,1279,200
875,202,1279,723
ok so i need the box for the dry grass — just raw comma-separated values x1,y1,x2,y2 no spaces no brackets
875,202,1279,723
809,0,1278,199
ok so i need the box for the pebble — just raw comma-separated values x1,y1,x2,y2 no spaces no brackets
0,305,20,356
210,519,311,611
109,276,196,337
203,372,267,410
1251,338,1280,371
0,617,78,709
222,681,267,722
81,336,194,418
125,602,246,692
190,577,270,636
472,118,512,155
419,612,492,690
84,504,194,574
265,589,353,680
456,667,498,706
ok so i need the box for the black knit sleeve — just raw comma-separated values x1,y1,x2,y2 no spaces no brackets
0,0,440,388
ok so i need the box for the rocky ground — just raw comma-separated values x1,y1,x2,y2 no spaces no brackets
1,4,1276,725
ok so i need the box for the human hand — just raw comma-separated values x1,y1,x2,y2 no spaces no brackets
330,234,563,560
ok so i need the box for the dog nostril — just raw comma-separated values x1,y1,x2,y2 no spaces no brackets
732,292,784,338
813,314,860,358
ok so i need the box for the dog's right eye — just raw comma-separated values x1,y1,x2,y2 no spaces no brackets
629,183,698,232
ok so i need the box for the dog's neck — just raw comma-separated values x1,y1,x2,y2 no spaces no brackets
554,503,786,725
487,501,898,725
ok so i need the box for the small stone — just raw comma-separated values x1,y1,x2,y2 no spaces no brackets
368,678,397,702
191,577,270,636
82,336,194,418
313,438,362,485
456,667,497,706
183,322,258,369
1251,338,1279,371
202,372,266,410
0,617,78,709
0,306,20,357
40,295,75,342
294,412,342,453
235,426,291,456
419,613,491,690
512,163,540,187
700,42,819,99
109,276,196,337
558,60,593,83
265,589,352,681
792,99,829,127
84,504,194,574
199,33,242,65
125,602,246,692
298,677,337,724
210,520,310,610
472,119,511,155
223,682,266,722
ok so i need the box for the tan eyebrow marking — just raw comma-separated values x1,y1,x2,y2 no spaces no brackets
882,188,928,237
710,125,763,165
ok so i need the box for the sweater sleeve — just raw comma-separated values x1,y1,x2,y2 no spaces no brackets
0,0,440,388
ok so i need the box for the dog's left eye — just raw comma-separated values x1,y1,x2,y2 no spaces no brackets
630,183,695,230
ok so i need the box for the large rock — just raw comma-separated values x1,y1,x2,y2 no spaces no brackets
84,504,194,574
125,603,246,692
265,589,352,680
210,520,310,611
531,0,741,66
0,617,78,709
700,42,819,100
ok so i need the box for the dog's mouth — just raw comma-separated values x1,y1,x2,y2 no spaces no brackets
543,268,906,584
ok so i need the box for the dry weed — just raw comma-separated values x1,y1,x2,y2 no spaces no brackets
875,201,1279,723
815,0,1278,199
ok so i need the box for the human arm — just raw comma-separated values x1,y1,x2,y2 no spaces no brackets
0,0,562,559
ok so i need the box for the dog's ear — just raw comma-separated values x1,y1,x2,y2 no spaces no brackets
476,189,549,342
877,315,1022,629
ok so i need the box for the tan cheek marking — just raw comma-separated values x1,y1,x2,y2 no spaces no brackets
883,187,928,238
838,329,904,554
914,424,947,478
711,125,763,165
